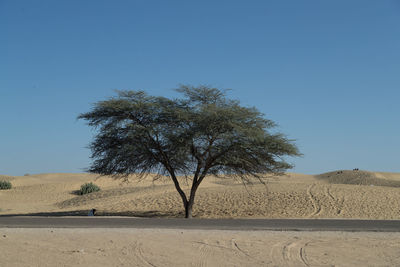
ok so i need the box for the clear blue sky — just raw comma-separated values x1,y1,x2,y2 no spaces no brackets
1,0,399,176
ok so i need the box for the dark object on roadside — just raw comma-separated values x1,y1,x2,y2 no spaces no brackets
353,168,359,171
88,209,97,216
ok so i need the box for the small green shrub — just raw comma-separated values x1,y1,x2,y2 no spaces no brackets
0,180,12,190
78,182,100,195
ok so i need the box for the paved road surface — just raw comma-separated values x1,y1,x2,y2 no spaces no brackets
0,217,400,232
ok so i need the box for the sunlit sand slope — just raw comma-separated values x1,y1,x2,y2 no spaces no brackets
0,170,399,219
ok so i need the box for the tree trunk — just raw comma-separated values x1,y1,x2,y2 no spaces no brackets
184,199,194,218
184,182,200,218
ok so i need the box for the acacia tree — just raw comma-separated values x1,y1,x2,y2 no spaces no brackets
78,85,301,218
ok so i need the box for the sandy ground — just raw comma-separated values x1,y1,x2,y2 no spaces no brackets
0,228,399,267
1,170,400,219
1,171,400,266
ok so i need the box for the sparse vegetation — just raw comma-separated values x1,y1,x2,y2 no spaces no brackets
0,180,12,190
78,182,100,195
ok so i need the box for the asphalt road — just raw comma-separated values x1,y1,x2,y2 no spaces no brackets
0,217,400,232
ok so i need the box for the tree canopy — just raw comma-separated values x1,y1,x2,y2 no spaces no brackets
78,85,301,218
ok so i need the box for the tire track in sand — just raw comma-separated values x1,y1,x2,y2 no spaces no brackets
307,184,321,217
133,242,157,267
270,239,310,266
192,241,220,267
230,239,251,258
325,186,344,215
192,240,262,266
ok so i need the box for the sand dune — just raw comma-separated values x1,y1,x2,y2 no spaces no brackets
316,170,400,187
1,170,400,219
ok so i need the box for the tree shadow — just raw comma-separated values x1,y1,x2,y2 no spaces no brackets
71,190,82,196
61,185,171,206
0,210,183,218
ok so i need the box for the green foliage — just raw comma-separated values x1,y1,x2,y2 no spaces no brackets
0,180,12,190
79,85,301,217
78,182,100,195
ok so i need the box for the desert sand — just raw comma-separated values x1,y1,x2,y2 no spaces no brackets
1,228,399,266
1,170,400,219
1,170,400,266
